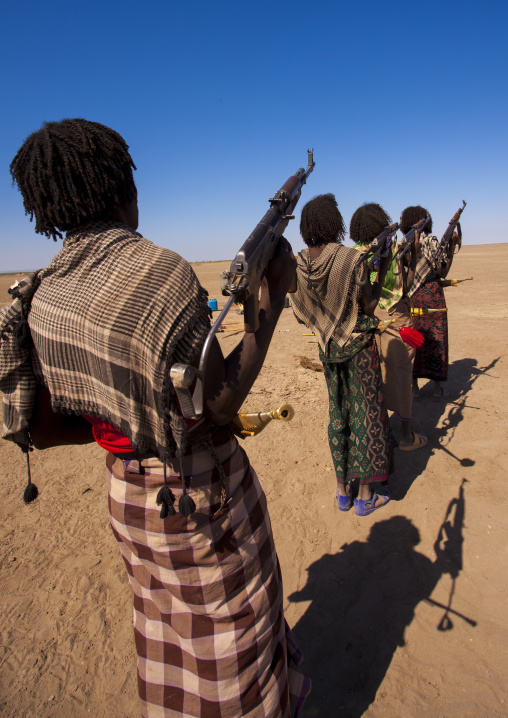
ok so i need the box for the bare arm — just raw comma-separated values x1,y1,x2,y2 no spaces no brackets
440,232,460,278
403,242,418,294
201,237,296,425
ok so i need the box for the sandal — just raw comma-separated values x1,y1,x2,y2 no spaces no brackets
354,488,391,517
431,387,448,402
399,432,428,452
336,483,353,512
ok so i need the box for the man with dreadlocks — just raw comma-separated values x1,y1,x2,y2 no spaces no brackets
401,205,459,400
350,203,428,451
1,119,310,717
291,194,393,517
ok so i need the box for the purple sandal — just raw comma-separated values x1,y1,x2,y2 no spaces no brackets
354,488,391,517
336,484,353,512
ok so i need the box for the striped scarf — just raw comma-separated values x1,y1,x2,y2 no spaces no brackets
292,243,364,351
408,233,449,298
0,223,211,460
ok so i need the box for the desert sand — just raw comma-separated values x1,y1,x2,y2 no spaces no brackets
1,243,507,717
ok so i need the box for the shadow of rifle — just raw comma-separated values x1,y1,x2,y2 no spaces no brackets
426,478,477,630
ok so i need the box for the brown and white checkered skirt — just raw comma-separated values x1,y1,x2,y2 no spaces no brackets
107,435,310,717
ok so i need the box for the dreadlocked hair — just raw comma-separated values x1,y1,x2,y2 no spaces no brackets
300,193,346,247
349,202,392,245
10,119,137,240
400,205,433,235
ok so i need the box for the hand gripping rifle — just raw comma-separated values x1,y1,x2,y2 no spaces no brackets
440,200,467,253
392,216,431,263
355,222,399,285
170,151,315,420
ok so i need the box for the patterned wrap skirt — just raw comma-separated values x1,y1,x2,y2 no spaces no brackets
107,433,310,718
411,279,448,382
322,340,394,487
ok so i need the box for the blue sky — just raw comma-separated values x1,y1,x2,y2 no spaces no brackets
1,0,506,271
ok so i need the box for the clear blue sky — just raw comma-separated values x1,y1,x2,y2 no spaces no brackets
1,0,506,272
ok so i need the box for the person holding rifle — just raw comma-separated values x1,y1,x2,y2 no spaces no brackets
401,205,460,400
2,119,310,717
349,203,428,451
292,194,393,517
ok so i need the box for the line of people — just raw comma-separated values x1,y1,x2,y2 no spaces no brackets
292,194,460,519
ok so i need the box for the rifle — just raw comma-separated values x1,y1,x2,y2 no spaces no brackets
440,200,466,253
428,479,477,630
392,216,431,263
170,151,315,419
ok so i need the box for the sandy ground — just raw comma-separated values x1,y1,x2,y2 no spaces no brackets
1,243,507,717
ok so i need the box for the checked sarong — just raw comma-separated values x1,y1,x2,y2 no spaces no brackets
108,434,310,717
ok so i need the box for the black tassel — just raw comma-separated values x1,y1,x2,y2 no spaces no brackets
156,460,176,518
179,492,196,517
156,485,176,518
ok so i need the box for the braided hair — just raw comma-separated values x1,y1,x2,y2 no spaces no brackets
10,119,137,240
349,202,392,245
400,205,433,235
299,193,346,247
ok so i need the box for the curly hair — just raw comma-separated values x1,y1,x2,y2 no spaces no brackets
299,193,346,247
400,205,433,235
10,119,137,240
349,202,392,245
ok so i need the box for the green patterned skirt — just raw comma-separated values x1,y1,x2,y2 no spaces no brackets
320,334,394,487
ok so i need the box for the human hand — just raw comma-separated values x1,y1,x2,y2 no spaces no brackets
451,231,461,253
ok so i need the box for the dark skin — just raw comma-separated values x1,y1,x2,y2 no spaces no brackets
29,195,297,444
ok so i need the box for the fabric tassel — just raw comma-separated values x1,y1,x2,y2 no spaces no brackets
178,455,196,518
179,491,196,517
399,326,425,349
156,461,176,518
156,485,176,518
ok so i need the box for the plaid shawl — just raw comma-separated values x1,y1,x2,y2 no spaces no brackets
0,274,40,449
292,243,364,351
408,233,449,298
0,223,211,460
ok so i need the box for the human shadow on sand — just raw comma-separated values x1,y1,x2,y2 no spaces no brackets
389,355,501,501
290,480,476,718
